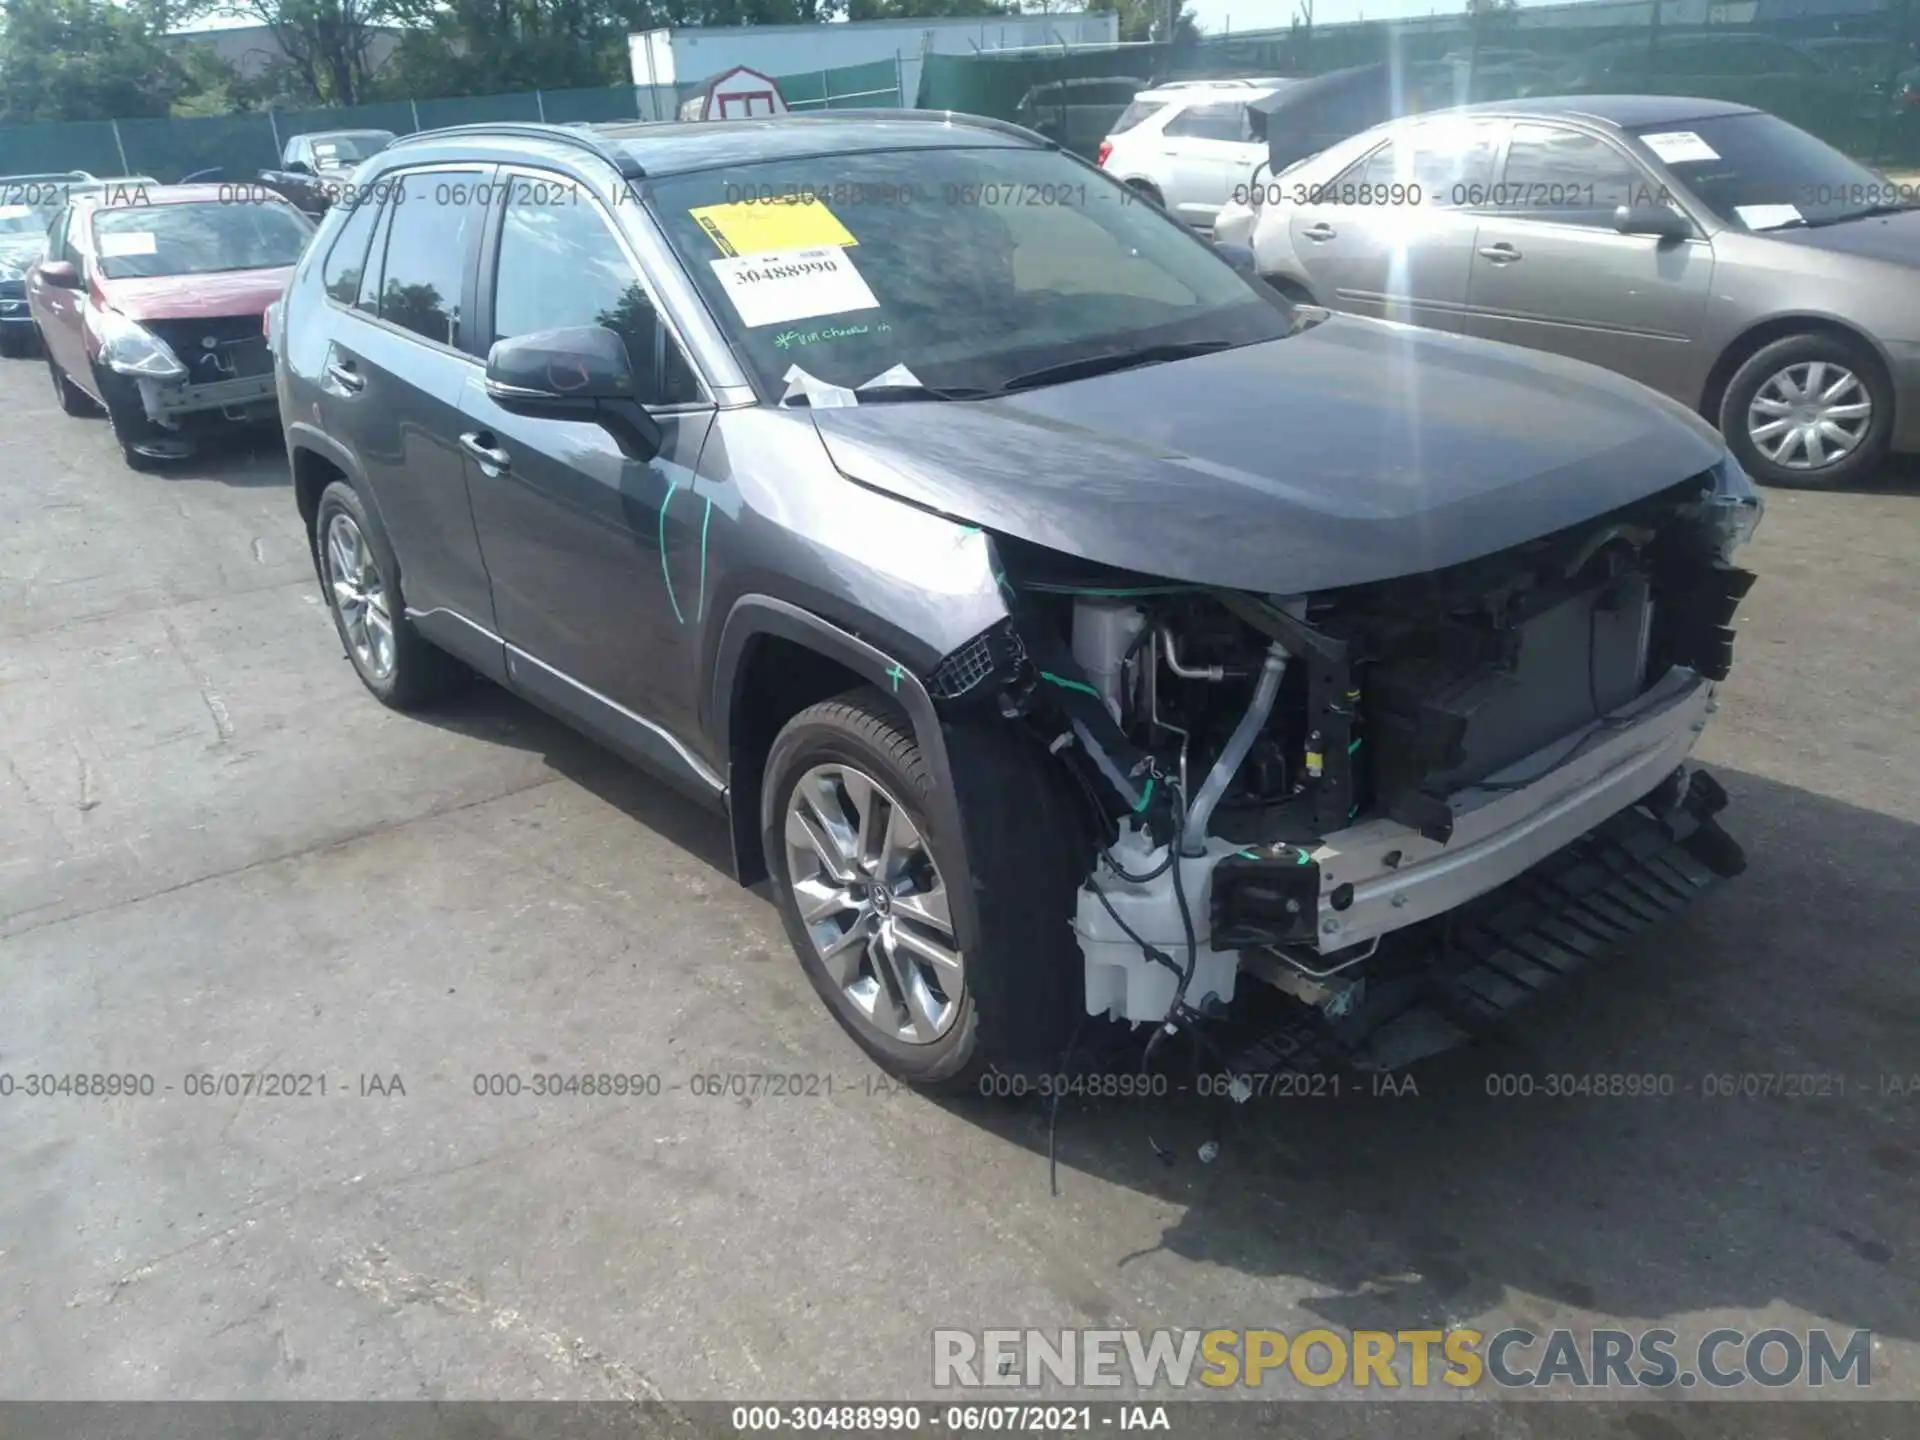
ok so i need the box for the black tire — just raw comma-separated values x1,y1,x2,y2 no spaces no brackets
314,479,461,710
763,689,1087,1092
1718,331,1891,491
47,353,97,417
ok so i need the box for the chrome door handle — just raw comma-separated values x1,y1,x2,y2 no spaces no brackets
1303,222,1337,241
1478,243,1522,263
459,432,511,472
325,361,364,392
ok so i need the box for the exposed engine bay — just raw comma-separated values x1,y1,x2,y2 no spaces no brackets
928,462,1761,1071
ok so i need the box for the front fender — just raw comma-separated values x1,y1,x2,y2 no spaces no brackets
710,595,971,906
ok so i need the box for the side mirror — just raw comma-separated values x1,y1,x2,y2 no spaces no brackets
485,325,663,460
1613,203,1692,241
1213,240,1258,277
38,260,81,289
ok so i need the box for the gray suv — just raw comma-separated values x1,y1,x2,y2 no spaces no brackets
277,116,1759,1091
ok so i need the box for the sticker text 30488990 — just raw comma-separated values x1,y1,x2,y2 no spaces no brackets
710,246,880,329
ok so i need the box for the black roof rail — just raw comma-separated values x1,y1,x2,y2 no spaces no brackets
387,121,648,178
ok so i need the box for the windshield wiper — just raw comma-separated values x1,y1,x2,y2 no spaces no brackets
989,340,1237,395
1805,202,1913,227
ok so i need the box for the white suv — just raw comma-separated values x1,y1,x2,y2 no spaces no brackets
1096,78,1292,231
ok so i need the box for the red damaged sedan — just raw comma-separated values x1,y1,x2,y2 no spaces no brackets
28,184,313,469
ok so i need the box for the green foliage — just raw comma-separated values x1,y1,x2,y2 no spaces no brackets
0,0,198,120
1087,0,1197,46
846,0,1012,18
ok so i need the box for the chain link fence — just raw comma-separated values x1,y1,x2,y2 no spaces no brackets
0,63,906,184
918,2,1920,168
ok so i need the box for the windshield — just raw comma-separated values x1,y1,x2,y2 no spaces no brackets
1630,111,1903,231
91,201,313,279
645,145,1288,400
0,201,55,240
309,132,393,167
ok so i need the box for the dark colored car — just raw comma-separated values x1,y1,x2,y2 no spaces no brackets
0,195,54,357
257,129,397,216
29,184,314,468
276,116,1757,1090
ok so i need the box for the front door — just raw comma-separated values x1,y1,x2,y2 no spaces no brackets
1465,122,1714,398
460,171,718,744
1288,116,1505,332
31,208,90,382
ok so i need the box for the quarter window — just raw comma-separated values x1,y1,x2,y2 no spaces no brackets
1163,102,1249,142
489,177,703,407
375,171,477,347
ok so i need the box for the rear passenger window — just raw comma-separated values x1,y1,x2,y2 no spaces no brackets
321,194,379,307
1110,99,1169,135
489,176,704,407
375,171,478,347
1163,102,1249,143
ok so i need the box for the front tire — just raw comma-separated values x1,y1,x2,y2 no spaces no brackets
763,690,1086,1091
1719,332,1890,490
93,365,192,471
315,479,460,709
47,353,96,416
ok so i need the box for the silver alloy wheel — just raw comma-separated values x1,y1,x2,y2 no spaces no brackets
323,511,396,682
783,763,963,1045
1747,360,1872,471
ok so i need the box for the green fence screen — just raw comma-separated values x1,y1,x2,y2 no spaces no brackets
0,62,905,183
918,5,1920,169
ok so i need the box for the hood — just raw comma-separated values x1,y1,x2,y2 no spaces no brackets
0,234,43,274
809,316,1727,595
97,266,293,322
1757,207,1920,268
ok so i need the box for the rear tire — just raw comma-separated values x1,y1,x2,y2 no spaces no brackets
314,479,462,710
47,353,96,417
763,689,1087,1092
1718,332,1890,490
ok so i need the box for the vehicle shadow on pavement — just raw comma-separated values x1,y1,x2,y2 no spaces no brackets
948,764,1920,1345
149,425,292,487
403,675,1916,1345
412,678,742,882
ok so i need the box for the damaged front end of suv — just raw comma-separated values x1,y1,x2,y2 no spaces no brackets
910,455,1760,1075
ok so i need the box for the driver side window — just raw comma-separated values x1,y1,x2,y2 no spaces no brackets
490,176,705,408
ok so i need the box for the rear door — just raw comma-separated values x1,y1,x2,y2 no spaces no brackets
1464,122,1712,398
1158,102,1266,229
459,170,717,743
316,167,498,625
1286,116,1504,332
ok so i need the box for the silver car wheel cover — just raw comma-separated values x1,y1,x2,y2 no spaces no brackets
783,763,963,1045
323,512,396,682
1748,361,1871,471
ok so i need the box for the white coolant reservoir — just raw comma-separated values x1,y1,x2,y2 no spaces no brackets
1076,827,1243,1024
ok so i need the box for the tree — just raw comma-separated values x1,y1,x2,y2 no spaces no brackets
846,0,1010,18
1087,0,1196,45
222,0,391,105
0,0,196,121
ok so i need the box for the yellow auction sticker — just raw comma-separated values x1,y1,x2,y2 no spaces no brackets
691,195,857,258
